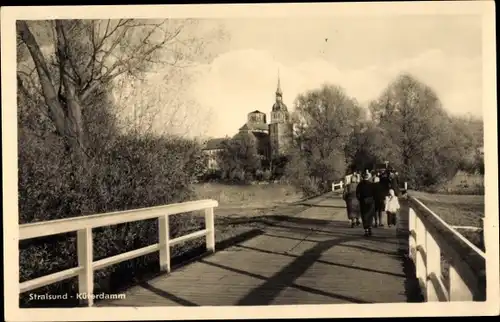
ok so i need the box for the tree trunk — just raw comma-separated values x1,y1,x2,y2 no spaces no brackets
55,21,88,167
18,21,88,167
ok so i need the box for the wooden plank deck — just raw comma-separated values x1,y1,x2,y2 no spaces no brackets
96,193,423,307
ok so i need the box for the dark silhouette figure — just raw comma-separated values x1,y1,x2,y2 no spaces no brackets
379,171,391,194
342,175,361,228
390,172,401,197
356,173,376,236
372,177,385,227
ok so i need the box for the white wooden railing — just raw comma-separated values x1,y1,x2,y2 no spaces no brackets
408,196,486,302
19,199,219,307
331,181,344,191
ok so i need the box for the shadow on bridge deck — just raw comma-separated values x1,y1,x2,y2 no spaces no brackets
96,193,423,307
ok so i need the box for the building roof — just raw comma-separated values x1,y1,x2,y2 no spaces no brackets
203,138,226,150
272,101,288,112
233,130,257,141
249,110,265,115
239,122,269,132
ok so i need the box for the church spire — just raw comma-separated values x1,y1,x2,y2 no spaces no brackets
276,69,282,97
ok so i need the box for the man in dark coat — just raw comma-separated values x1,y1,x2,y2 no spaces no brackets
381,169,392,191
356,172,376,236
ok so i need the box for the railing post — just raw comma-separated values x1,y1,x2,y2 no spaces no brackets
404,182,408,190
205,207,215,253
425,231,441,301
77,227,94,307
415,216,427,295
340,181,343,190
449,264,473,301
158,215,171,273
408,208,416,260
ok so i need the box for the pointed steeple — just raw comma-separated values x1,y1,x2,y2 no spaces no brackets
276,68,282,97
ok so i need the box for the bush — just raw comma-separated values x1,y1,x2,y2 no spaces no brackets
202,169,223,182
244,171,254,183
18,126,206,307
262,170,272,181
255,169,264,181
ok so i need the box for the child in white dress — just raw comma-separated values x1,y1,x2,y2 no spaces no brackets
384,189,400,227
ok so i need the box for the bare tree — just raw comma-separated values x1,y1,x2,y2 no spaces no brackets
17,19,222,165
114,68,213,138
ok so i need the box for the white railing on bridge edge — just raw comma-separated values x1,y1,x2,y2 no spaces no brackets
331,181,344,191
408,196,486,302
18,199,219,307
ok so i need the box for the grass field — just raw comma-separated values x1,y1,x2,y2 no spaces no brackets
187,182,306,242
411,171,485,251
193,182,304,211
408,190,484,252
432,171,484,195
408,190,484,227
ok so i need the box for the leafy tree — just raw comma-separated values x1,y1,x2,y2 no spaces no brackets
270,155,289,179
475,151,485,175
369,73,464,188
219,133,261,182
446,115,484,174
286,84,365,194
345,123,401,172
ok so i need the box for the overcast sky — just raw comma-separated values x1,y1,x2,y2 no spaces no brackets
187,14,482,139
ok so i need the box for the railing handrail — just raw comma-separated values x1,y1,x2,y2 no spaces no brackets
407,194,486,302
19,199,219,307
19,199,218,240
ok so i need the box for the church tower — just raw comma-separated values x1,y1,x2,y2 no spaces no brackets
269,71,293,159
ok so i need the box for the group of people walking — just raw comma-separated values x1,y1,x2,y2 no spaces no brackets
342,169,402,237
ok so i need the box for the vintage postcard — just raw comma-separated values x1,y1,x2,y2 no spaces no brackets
2,1,499,321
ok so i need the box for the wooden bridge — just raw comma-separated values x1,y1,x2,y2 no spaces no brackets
18,187,486,308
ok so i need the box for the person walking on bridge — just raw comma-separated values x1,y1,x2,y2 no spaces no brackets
342,175,361,228
356,172,376,236
372,176,385,227
385,189,401,228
